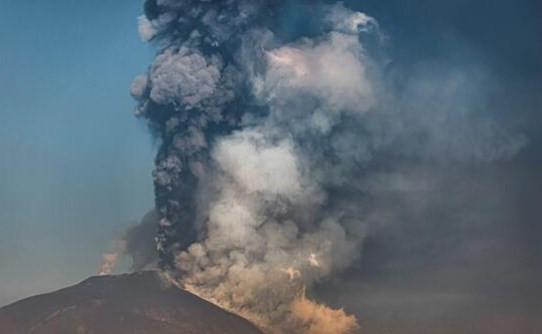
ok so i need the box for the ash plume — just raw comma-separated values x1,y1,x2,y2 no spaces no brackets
99,239,127,276
99,209,160,275
129,0,525,333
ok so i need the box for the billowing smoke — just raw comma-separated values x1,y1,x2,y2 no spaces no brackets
99,209,159,275
99,239,127,276
128,0,525,333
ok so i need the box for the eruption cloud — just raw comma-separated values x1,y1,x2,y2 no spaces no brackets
99,239,127,276
99,210,160,275
130,0,376,332
128,0,525,333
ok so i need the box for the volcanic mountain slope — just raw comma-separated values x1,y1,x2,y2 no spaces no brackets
0,271,263,334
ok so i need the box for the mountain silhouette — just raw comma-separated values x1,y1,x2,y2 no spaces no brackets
0,271,263,334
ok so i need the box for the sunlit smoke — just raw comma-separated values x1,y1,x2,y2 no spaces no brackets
130,1,375,332
99,239,127,276
291,295,360,334
129,0,526,333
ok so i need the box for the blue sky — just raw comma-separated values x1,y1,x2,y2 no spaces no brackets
0,1,155,304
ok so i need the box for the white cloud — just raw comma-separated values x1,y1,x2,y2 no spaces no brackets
262,32,374,113
213,130,302,196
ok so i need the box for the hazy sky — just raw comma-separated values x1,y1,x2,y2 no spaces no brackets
0,1,541,333
0,0,155,305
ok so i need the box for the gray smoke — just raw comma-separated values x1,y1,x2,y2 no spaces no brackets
130,1,525,333
99,209,159,275
124,209,160,271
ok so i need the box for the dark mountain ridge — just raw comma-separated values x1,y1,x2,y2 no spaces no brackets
0,271,263,334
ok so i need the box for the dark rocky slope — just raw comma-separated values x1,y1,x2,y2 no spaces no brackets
0,271,263,334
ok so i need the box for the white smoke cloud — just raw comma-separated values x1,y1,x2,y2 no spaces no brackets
165,6,377,332
99,239,127,276
213,131,302,195
325,3,378,35
137,15,157,42
130,1,526,333
261,32,374,114
130,74,148,99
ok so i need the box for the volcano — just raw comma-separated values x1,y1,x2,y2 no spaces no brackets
0,271,263,334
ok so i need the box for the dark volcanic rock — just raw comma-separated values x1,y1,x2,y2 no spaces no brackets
0,271,263,334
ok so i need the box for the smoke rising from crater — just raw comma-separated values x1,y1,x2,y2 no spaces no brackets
129,0,525,333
